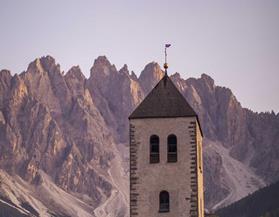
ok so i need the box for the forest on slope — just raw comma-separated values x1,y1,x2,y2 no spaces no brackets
216,180,279,217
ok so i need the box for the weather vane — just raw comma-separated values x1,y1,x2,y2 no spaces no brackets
164,44,171,74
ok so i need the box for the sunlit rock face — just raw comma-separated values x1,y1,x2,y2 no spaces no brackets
0,56,119,216
138,62,164,94
0,56,278,215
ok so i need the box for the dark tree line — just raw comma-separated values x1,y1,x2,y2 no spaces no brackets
216,180,279,217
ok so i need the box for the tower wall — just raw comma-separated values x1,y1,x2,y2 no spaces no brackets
196,122,204,217
130,117,204,217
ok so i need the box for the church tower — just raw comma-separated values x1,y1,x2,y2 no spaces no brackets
129,55,204,217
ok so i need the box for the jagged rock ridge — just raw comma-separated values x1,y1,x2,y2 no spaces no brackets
0,55,278,216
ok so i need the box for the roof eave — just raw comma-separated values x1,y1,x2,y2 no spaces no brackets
129,115,203,137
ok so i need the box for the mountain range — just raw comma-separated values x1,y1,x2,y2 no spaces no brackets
0,55,278,216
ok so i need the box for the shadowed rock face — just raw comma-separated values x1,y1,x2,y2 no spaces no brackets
87,56,144,143
0,55,279,215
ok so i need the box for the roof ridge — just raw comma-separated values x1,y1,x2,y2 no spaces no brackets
129,74,203,136
129,74,197,119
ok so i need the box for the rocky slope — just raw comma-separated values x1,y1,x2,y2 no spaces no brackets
85,57,279,209
0,55,278,216
0,56,127,216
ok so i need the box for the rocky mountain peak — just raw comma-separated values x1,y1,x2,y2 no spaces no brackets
0,70,12,106
27,58,44,74
94,55,111,66
39,55,57,70
66,66,85,80
139,62,163,79
201,73,215,89
0,69,12,78
172,72,181,79
65,66,86,97
138,62,164,93
26,55,59,75
119,64,129,75
0,69,12,90
170,72,182,84
25,56,63,80
130,71,137,80
90,56,117,78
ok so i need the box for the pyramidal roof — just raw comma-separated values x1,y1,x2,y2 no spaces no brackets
129,74,197,119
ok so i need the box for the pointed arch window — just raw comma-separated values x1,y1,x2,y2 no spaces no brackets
159,191,170,212
150,135,159,163
167,134,177,162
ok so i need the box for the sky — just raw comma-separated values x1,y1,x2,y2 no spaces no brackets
0,0,278,113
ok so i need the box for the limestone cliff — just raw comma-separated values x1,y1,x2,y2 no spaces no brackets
0,56,278,216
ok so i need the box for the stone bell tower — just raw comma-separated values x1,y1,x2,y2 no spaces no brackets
129,47,204,217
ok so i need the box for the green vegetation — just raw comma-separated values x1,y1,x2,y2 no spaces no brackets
216,180,279,217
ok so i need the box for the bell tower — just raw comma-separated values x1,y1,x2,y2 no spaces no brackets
129,46,204,217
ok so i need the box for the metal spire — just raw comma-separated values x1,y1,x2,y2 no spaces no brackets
164,44,171,75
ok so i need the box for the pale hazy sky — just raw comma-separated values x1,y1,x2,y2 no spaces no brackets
0,0,278,112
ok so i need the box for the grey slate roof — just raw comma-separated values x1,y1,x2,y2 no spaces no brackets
129,74,198,119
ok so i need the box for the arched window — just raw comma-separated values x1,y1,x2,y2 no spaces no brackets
150,135,159,163
167,134,177,162
159,191,169,212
